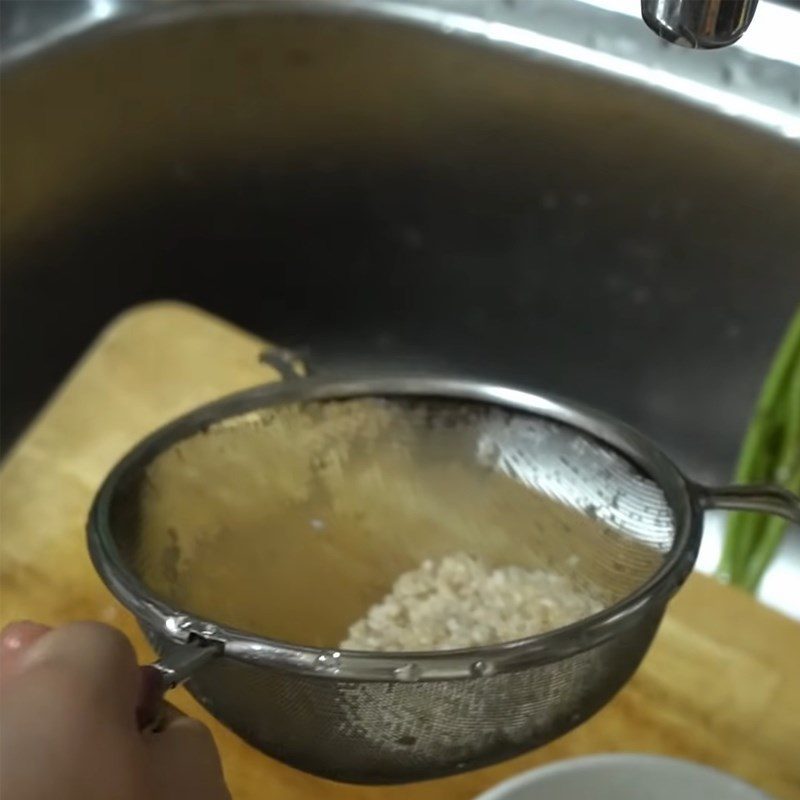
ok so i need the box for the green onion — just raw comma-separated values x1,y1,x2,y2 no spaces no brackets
717,307,800,590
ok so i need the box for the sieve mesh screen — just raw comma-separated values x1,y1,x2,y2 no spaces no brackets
111,397,673,650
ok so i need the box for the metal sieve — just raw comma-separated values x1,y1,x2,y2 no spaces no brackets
87,370,799,784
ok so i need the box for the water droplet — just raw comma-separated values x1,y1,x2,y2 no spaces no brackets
198,622,218,638
471,660,497,677
541,192,558,210
314,651,342,671
394,663,421,682
165,615,191,637
724,322,741,340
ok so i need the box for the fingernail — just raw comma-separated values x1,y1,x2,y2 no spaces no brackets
1,621,50,650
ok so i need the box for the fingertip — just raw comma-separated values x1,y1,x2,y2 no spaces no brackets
148,706,229,798
149,703,219,755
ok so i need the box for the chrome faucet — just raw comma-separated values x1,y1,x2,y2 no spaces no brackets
641,0,760,48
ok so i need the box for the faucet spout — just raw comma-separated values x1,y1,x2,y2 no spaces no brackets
641,0,760,48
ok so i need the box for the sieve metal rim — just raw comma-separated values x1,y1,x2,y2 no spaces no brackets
88,374,701,681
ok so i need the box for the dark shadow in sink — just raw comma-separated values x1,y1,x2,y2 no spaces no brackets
2,7,798,477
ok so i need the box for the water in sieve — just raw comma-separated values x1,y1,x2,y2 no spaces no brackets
115,398,667,650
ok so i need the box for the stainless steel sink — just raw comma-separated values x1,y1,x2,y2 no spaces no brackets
2,0,799,611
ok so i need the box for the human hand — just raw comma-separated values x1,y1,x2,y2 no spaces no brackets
0,620,231,800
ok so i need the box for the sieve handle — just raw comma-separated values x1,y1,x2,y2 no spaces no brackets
136,641,220,730
699,483,800,523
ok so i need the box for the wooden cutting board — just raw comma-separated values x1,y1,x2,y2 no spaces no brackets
2,302,798,800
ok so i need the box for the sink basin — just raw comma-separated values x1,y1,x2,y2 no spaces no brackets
2,1,798,608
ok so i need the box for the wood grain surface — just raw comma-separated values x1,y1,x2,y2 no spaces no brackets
1,302,798,799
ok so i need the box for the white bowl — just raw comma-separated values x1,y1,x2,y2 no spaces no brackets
475,754,771,800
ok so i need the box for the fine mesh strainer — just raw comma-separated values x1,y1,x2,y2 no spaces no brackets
87,373,799,784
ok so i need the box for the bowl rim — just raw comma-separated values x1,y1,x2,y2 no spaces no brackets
87,373,701,681
473,753,771,800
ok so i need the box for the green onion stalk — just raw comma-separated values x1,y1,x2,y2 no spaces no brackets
717,307,800,591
